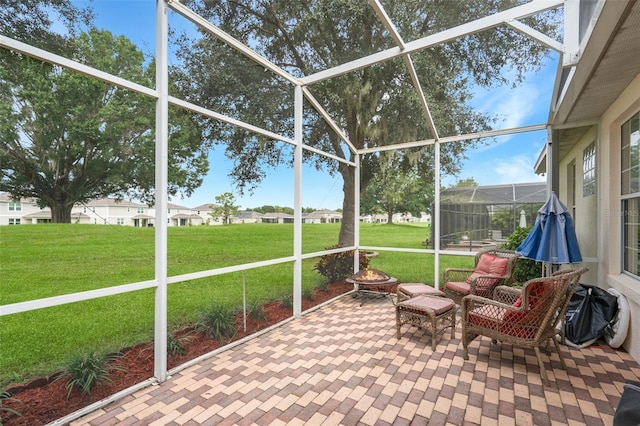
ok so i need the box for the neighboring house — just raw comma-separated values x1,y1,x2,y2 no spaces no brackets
167,202,197,226
1,195,357,227
192,203,224,225
0,194,45,225
538,1,640,362
79,198,153,226
392,212,430,223
439,182,547,240
0,195,201,227
360,212,431,224
261,212,294,224
302,209,342,224
232,210,264,224
365,214,388,224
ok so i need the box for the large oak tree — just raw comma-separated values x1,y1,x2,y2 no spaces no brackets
173,0,557,245
1,29,210,222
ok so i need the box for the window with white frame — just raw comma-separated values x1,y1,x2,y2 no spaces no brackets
8,218,21,225
137,207,144,214
117,218,125,225
621,112,640,276
8,201,22,211
583,141,596,197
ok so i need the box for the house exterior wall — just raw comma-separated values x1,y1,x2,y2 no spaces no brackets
74,203,145,226
558,125,599,285
595,72,640,360
0,197,46,225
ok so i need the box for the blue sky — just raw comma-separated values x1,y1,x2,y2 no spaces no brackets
74,0,552,210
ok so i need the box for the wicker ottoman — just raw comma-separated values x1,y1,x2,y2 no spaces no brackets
396,296,456,350
397,283,445,302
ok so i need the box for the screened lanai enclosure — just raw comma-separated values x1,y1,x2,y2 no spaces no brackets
437,182,547,249
0,0,582,421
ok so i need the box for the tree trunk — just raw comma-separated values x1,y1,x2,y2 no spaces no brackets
387,211,393,224
338,165,356,246
51,201,74,223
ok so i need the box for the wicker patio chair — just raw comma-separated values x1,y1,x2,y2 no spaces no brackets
443,249,520,305
491,267,588,343
461,268,585,386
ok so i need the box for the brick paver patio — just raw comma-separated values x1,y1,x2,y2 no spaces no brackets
72,293,640,425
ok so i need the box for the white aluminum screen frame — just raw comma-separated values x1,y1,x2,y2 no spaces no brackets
0,0,571,400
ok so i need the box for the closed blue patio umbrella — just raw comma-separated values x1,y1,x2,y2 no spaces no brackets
516,192,582,266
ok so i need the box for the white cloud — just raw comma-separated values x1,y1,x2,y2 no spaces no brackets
492,154,546,184
474,83,539,129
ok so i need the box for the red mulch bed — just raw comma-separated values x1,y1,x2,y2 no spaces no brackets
1,281,353,426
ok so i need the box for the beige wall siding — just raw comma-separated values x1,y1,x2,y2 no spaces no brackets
597,72,640,360
558,126,599,285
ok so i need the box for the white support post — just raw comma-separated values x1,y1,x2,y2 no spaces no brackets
293,85,303,317
563,0,580,67
434,141,441,289
354,155,361,274
154,0,169,382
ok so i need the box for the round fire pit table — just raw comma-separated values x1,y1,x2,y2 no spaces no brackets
346,268,398,304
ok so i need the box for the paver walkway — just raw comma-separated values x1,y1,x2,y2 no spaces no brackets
72,294,640,425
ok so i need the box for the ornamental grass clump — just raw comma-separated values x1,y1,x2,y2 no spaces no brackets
279,294,293,309
167,332,190,357
0,390,22,424
248,301,266,321
302,287,314,301
197,304,236,341
57,351,125,399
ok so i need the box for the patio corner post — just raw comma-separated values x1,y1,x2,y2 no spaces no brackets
293,84,303,317
434,140,441,289
354,154,361,274
154,0,169,382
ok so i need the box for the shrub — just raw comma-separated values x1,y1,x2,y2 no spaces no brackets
501,227,543,283
197,304,236,341
56,351,125,399
313,244,369,283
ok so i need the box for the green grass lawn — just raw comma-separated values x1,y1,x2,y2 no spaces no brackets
0,223,474,386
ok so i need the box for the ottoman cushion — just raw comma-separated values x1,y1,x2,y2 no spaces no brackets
399,296,454,315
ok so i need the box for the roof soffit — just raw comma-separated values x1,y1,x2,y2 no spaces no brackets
551,0,640,127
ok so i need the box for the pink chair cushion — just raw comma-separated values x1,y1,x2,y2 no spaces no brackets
465,254,509,288
489,256,509,276
445,281,470,296
399,284,444,297
468,305,507,329
500,281,551,339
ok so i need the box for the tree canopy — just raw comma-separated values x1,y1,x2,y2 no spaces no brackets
361,152,433,223
0,29,210,222
0,0,91,52
174,0,557,245
209,192,240,225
